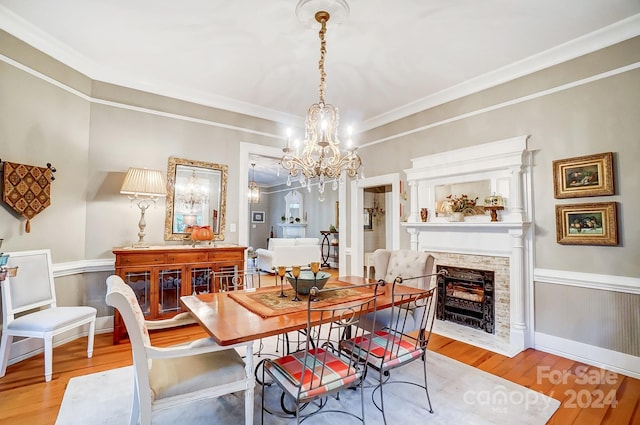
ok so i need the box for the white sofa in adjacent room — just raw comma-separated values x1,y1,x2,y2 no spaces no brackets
255,238,321,272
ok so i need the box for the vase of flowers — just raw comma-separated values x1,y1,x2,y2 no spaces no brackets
445,194,478,222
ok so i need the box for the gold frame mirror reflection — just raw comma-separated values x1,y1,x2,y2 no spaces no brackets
164,157,228,241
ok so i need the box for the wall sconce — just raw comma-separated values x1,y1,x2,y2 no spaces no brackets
120,167,166,248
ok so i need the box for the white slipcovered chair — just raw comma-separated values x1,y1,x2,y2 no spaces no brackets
105,275,254,425
359,249,436,333
0,249,96,382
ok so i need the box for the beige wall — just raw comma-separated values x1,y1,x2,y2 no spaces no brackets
355,37,640,356
358,37,640,278
0,33,91,262
1,30,638,359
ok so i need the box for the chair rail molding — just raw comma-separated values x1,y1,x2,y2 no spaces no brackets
52,258,115,277
534,268,640,295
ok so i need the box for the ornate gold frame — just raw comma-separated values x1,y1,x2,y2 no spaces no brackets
164,157,228,241
555,202,618,246
553,152,614,199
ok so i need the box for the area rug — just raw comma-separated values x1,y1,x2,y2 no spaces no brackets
56,341,559,425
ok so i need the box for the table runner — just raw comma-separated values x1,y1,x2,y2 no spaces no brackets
228,281,375,318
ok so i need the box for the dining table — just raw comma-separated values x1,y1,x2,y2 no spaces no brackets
180,275,423,347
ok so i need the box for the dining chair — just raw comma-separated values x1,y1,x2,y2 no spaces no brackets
0,249,96,382
346,278,438,425
105,275,254,425
260,282,379,424
358,249,435,334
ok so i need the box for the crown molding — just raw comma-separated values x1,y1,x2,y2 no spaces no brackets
0,5,301,126
360,14,640,132
2,6,639,131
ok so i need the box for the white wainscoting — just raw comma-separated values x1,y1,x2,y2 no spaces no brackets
533,268,640,379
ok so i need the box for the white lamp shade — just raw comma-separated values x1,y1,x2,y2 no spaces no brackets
120,168,166,197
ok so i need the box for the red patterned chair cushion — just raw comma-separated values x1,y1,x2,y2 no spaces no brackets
267,347,359,399
345,330,423,369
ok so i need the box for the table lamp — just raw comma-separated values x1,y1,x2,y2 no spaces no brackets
120,167,166,248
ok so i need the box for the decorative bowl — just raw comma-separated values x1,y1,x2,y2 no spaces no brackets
286,270,331,295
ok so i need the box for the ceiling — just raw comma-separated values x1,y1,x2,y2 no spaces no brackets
1,1,639,187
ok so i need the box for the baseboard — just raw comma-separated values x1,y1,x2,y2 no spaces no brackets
6,316,113,367
535,332,640,379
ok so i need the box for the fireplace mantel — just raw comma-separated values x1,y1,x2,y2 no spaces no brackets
403,136,533,357
403,221,530,256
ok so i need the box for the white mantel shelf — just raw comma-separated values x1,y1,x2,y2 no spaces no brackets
403,221,531,230
403,220,531,257
277,223,307,238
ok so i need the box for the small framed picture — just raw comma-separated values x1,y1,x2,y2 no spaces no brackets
251,211,265,224
553,152,614,199
555,202,618,246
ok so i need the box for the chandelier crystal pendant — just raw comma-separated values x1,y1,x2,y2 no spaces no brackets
281,2,361,199
248,162,260,203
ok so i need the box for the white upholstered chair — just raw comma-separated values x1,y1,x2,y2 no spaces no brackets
105,275,254,425
0,249,96,382
359,249,436,333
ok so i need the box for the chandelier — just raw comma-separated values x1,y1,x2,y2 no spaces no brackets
248,162,260,203
177,170,208,214
281,1,361,201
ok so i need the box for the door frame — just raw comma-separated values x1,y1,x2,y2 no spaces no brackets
238,142,283,249
348,173,401,277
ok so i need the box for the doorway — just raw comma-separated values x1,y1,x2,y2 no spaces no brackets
363,185,391,277
349,173,401,277
239,143,284,250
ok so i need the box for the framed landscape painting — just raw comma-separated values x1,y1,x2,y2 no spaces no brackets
555,202,618,246
553,152,614,199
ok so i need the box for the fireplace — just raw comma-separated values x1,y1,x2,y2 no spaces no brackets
401,136,533,357
436,265,495,334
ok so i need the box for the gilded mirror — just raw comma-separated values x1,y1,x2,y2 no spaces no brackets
164,157,228,241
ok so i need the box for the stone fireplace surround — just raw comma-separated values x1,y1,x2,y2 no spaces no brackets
402,136,533,357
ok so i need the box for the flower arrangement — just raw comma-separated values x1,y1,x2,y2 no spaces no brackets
445,194,478,214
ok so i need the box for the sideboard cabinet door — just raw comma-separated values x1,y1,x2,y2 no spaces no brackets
112,245,246,344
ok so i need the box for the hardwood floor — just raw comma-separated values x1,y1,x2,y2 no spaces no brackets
0,272,638,425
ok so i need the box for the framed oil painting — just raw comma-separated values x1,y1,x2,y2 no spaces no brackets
555,202,618,246
251,211,265,224
553,152,614,199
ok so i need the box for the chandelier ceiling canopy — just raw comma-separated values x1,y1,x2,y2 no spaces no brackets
281,0,361,201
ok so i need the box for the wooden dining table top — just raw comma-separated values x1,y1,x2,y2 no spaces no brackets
180,276,416,346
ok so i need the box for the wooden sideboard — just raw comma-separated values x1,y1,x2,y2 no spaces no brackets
112,245,246,344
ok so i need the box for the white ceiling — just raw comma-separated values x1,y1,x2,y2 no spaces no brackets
1,1,639,186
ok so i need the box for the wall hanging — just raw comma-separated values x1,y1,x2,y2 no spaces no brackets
1,159,56,233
